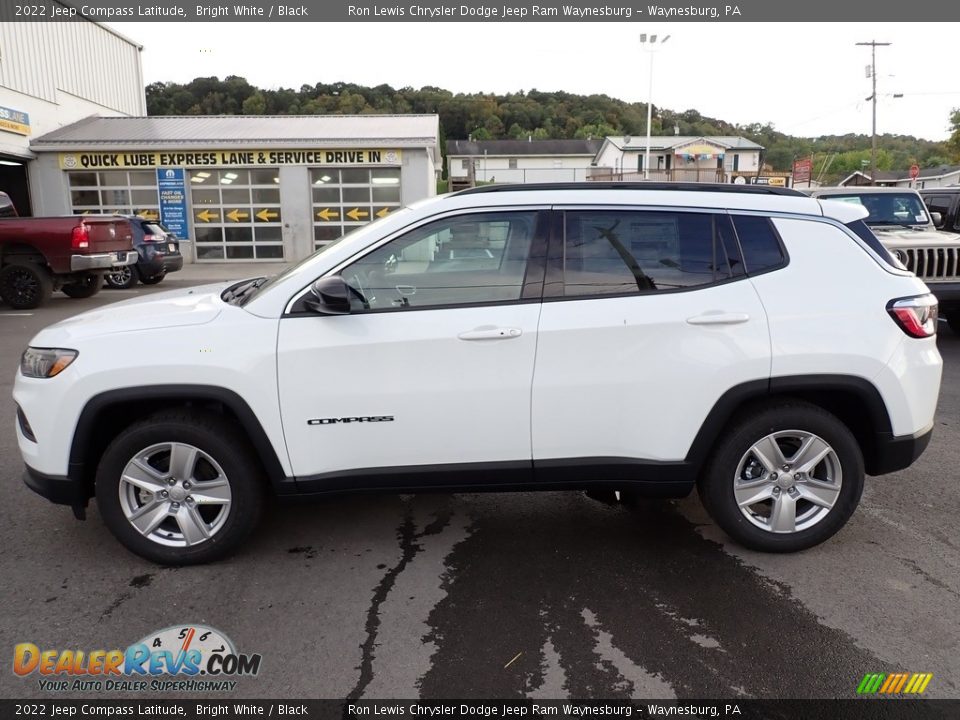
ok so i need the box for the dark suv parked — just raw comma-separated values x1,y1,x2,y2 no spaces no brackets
919,187,960,233
104,217,184,289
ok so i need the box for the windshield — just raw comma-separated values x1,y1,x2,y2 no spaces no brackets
824,193,930,226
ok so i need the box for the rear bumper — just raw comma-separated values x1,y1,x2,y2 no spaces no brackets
138,251,183,278
869,424,933,476
71,250,137,272
23,464,87,508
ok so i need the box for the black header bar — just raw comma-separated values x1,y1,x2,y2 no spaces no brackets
2,0,959,22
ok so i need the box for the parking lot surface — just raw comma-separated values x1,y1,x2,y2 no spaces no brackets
1,266,958,699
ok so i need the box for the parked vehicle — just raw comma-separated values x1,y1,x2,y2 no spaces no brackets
0,214,136,309
0,191,17,218
14,183,942,564
810,187,960,335
104,216,184,289
918,186,960,233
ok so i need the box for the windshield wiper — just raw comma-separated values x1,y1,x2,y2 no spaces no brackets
222,277,267,304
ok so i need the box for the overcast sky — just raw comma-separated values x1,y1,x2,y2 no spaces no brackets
108,22,959,142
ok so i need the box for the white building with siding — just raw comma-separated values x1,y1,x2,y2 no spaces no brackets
0,20,145,215
593,136,763,183
446,139,603,185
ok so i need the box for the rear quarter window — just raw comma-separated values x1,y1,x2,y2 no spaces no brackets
731,215,786,274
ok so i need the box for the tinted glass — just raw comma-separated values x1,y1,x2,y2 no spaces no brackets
731,215,785,274
562,211,738,296
340,212,536,311
921,195,951,228
822,193,929,225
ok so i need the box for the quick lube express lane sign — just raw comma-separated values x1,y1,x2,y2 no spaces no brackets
59,149,402,169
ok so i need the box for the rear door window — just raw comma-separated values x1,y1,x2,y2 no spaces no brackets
731,215,786,274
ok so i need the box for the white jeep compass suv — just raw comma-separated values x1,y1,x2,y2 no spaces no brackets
14,184,943,564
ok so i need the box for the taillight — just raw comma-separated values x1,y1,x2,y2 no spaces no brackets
71,223,89,249
143,233,156,242
887,294,938,338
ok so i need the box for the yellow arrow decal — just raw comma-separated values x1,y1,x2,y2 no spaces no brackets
375,207,391,218
226,209,249,222
346,208,369,221
255,208,279,222
137,210,159,221
196,209,219,222
316,208,340,221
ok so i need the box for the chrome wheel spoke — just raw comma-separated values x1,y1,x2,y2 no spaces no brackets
769,492,798,533
796,478,840,509
749,436,786,474
792,435,832,474
189,479,231,505
122,459,167,493
734,480,774,508
175,505,211,546
168,443,199,481
128,500,170,536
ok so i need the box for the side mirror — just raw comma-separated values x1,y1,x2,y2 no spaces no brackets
930,211,942,227
303,276,351,315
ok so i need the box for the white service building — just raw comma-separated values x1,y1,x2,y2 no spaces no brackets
0,20,145,216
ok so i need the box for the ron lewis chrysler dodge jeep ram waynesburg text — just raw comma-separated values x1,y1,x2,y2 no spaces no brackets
14,184,943,564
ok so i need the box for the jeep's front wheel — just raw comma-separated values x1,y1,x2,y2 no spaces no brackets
698,402,864,552
95,411,264,565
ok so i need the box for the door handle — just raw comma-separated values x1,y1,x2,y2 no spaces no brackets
686,312,750,326
457,327,523,341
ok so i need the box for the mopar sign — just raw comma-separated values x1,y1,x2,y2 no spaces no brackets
156,168,189,240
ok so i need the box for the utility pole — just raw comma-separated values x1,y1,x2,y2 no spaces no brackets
856,40,891,185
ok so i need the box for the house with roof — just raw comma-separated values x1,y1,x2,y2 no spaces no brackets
893,164,960,189
446,138,604,189
838,170,902,187
592,135,764,183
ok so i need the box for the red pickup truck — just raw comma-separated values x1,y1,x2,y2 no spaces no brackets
0,213,137,309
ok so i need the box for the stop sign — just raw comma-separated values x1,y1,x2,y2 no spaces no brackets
910,164,920,179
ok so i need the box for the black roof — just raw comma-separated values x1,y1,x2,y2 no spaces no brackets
454,182,806,197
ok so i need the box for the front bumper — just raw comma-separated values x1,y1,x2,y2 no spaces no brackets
71,250,137,272
23,464,87,509
869,424,933,476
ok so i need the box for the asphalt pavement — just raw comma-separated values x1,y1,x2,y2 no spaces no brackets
1,264,958,700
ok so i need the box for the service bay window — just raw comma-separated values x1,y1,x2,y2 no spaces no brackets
68,170,160,219
189,169,283,261
311,168,402,250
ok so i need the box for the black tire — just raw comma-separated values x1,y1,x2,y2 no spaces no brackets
104,265,138,289
61,273,102,299
95,410,265,565
139,271,166,285
0,260,53,310
698,401,864,553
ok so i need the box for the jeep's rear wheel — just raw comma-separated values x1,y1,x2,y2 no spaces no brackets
96,411,264,565
698,402,864,552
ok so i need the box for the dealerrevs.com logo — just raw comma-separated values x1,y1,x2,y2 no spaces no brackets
13,624,262,693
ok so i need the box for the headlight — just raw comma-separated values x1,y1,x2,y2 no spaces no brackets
20,348,78,378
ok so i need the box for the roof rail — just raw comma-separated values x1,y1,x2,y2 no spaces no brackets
454,182,806,197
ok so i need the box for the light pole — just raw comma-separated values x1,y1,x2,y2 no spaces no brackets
856,40,891,185
640,33,670,180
